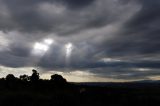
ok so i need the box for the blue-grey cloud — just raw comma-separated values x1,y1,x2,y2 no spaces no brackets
0,0,160,81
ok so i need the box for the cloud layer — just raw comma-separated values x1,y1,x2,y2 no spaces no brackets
0,0,160,81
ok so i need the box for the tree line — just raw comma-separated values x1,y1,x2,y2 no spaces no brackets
0,69,67,85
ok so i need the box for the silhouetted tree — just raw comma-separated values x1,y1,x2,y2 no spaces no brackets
50,74,67,85
20,74,29,81
30,69,39,82
5,74,17,88
6,74,16,81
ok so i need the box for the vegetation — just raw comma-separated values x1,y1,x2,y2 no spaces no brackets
0,69,160,106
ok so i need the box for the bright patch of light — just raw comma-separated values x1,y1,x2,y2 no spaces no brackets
65,43,73,58
32,38,54,56
137,68,150,72
34,42,49,52
44,39,53,45
101,58,121,62
69,71,95,76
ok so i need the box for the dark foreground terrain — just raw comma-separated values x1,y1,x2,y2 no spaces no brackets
1,70,160,106
1,81,160,106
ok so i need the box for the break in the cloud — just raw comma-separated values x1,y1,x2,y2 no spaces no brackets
0,0,160,82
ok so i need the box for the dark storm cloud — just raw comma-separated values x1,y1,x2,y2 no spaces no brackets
57,0,95,9
91,68,160,80
0,0,160,81
1,0,54,32
125,0,160,31
0,0,96,33
8,44,31,57
0,51,29,68
99,0,160,57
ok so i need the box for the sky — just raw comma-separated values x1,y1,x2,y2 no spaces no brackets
0,0,160,82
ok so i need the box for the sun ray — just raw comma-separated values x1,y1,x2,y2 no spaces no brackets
65,43,73,58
